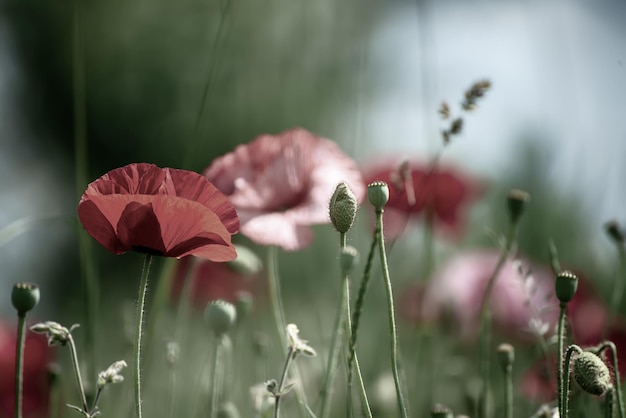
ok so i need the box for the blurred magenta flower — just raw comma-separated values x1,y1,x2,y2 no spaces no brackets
0,319,52,418
416,250,557,339
78,163,239,261
204,128,364,251
171,256,261,310
363,160,482,239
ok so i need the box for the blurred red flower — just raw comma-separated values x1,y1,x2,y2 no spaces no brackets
171,254,261,310
363,161,482,239
78,163,239,261
414,250,558,340
0,319,52,418
204,128,364,251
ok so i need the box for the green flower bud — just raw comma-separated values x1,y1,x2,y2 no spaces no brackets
496,343,515,371
555,270,579,304
329,182,358,234
367,181,389,211
507,189,530,224
204,300,237,336
11,282,40,316
340,246,360,275
573,351,611,396
430,404,453,418
605,220,625,245
227,245,263,275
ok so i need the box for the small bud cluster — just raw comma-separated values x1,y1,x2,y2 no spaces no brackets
97,360,127,388
286,323,316,357
462,80,492,111
30,321,78,347
439,79,491,145
430,403,453,418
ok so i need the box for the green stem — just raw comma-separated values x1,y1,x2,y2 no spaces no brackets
606,245,626,339
375,209,408,418
209,336,222,418
134,254,153,418
274,348,296,418
266,246,308,417
477,223,515,418
563,345,584,418
73,0,99,391
595,342,625,418
503,364,513,418
14,314,26,418
183,0,232,168
606,387,615,418
68,334,89,413
557,303,567,418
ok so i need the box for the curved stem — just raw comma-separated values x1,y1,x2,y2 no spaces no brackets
563,345,583,418
595,342,625,418
14,314,26,418
375,209,408,418
134,254,153,418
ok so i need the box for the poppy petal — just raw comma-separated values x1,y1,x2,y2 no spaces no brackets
116,202,166,255
77,199,126,254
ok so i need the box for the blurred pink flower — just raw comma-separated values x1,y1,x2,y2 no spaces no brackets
204,128,364,251
171,256,261,310
363,161,482,239
417,250,558,339
0,319,52,418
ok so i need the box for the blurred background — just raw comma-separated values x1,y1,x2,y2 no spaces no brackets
1,0,626,414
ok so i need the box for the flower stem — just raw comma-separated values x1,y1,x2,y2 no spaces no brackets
266,246,308,417
134,254,153,418
477,223,515,418
209,336,222,418
73,0,99,392
606,244,626,339
563,345,583,418
557,302,567,418
68,333,89,413
503,361,513,418
375,209,408,418
14,313,26,418
594,342,625,418
274,348,295,418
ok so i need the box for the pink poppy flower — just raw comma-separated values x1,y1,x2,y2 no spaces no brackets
204,128,364,251
0,319,52,418
418,250,558,340
363,160,482,239
78,163,239,261
171,255,261,310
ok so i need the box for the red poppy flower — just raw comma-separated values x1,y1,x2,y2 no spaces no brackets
171,254,262,310
363,160,482,239
78,163,239,261
0,319,52,418
204,128,364,251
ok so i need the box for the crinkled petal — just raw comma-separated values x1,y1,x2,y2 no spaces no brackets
116,202,166,254
78,199,127,254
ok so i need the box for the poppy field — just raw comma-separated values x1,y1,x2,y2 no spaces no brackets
2,3,625,418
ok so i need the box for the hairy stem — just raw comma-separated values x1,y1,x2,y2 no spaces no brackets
134,254,153,418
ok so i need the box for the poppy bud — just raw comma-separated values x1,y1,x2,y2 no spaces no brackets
368,181,390,211
227,245,263,275
235,291,254,321
430,404,453,418
205,300,237,336
555,270,578,304
605,220,625,245
11,282,40,316
329,182,358,234
496,343,515,372
340,246,360,276
573,351,611,396
507,189,530,224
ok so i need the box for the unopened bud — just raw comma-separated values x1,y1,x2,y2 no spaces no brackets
329,182,358,234
573,351,611,396
507,189,530,224
555,271,578,304
496,343,515,372
204,300,237,336
605,221,625,245
11,282,40,316
340,246,360,275
367,181,389,211
227,245,263,275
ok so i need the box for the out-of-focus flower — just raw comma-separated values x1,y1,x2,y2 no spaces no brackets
416,250,558,339
78,163,239,261
363,161,482,239
97,360,127,388
0,319,52,418
171,252,261,310
286,324,316,357
204,128,364,251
